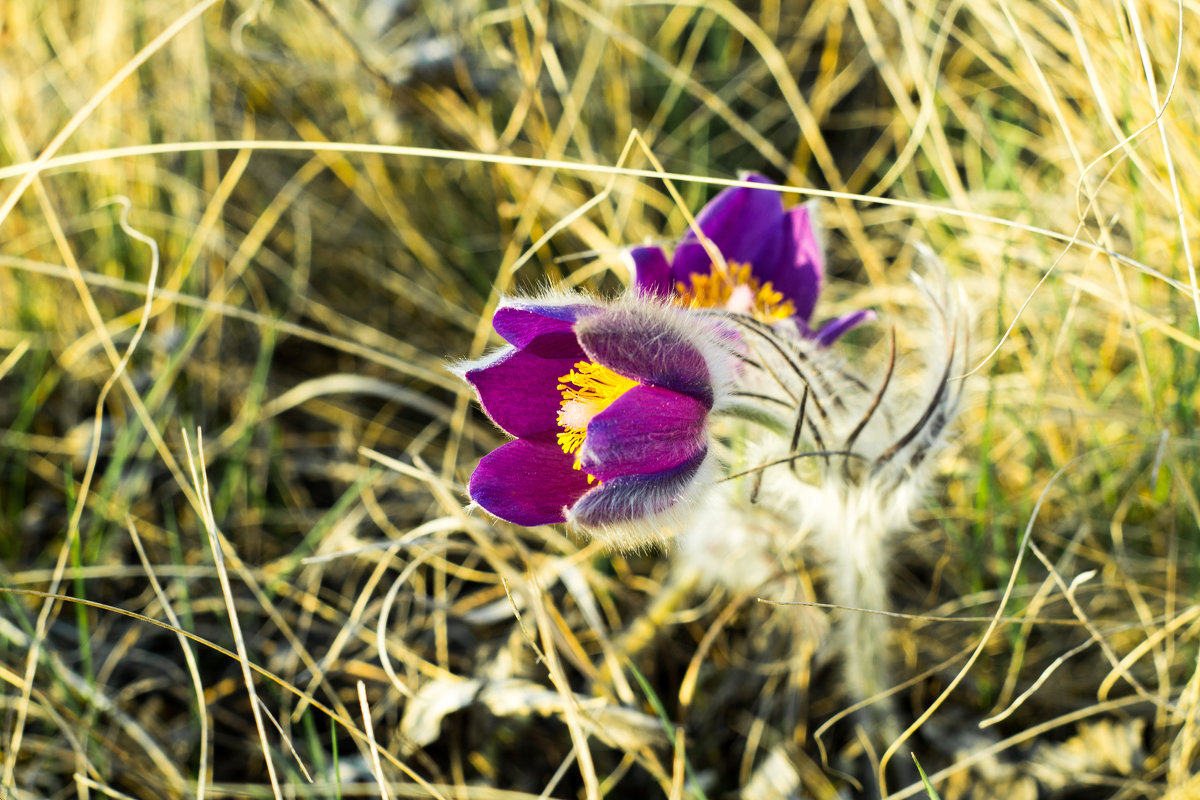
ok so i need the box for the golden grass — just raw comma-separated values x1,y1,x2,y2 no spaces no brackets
1,0,1198,797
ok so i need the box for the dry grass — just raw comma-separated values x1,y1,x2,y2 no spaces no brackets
1,0,1198,798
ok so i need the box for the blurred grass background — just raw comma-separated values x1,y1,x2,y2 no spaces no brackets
1,0,1198,797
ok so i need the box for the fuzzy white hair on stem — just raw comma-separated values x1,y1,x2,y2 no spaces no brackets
677,253,969,738
810,256,968,732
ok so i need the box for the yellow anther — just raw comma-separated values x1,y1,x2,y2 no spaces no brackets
556,361,640,481
675,261,795,323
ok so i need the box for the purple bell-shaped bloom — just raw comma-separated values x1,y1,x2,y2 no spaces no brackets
459,294,737,548
628,174,873,345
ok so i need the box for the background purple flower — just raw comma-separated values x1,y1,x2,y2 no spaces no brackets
629,174,873,344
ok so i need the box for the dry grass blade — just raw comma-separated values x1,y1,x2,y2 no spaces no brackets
358,680,394,800
182,428,284,800
126,514,211,799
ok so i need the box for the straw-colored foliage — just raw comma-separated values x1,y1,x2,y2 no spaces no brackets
1,0,1197,797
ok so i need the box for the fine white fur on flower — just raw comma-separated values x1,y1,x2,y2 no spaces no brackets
677,257,969,726
674,317,838,590
571,449,726,552
675,469,784,592
805,262,968,719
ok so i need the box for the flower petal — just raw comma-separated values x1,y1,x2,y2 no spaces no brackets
570,449,707,528
771,204,824,322
813,308,876,347
579,386,707,480
469,439,592,526
575,306,714,407
492,301,594,354
670,174,785,282
465,347,582,439
628,246,672,297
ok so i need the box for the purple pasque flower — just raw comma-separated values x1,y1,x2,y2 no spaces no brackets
459,293,736,548
628,174,873,345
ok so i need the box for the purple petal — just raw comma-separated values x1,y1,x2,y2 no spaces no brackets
465,346,582,440
629,246,672,297
771,204,824,323
492,302,595,355
574,306,713,407
579,386,707,481
813,308,876,347
571,449,707,528
469,439,592,526
670,175,785,283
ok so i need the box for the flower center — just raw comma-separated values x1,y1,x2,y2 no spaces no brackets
556,361,639,480
675,261,796,323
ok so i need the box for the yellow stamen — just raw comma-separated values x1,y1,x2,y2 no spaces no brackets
675,260,796,323
556,361,640,482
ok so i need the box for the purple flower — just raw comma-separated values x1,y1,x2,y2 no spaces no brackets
459,294,736,547
628,174,874,345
